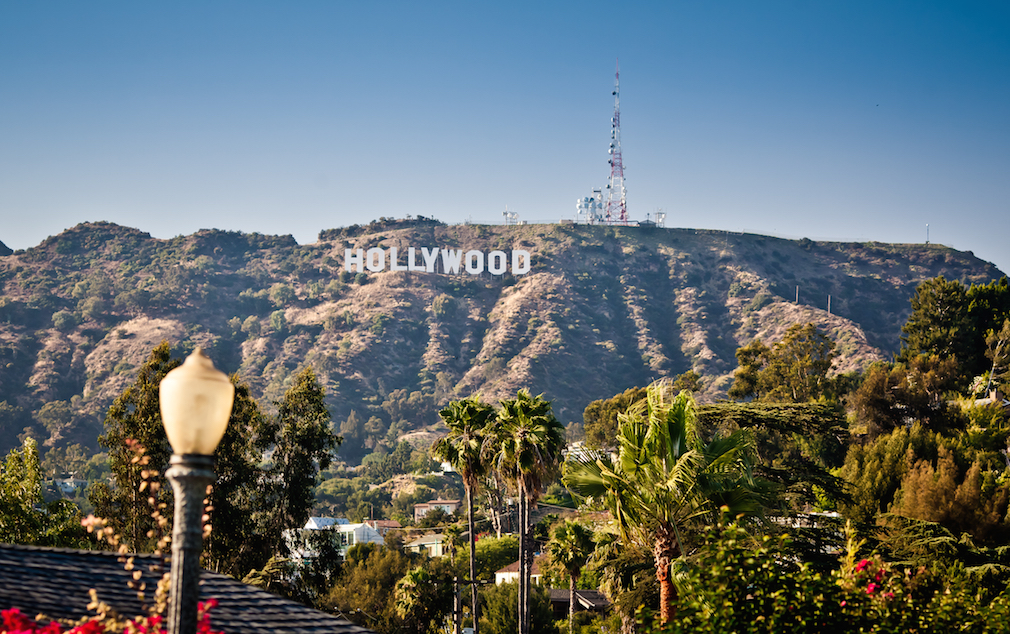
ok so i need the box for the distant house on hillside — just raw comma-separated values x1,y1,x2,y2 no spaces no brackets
413,498,461,523
495,554,548,585
547,589,612,618
972,389,1010,412
286,517,383,560
305,516,350,530
56,477,87,495
406,533,448,557
364,518,402,537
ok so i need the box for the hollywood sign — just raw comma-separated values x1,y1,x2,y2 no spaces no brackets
344,247,531,275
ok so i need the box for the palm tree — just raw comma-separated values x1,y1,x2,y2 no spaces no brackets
547,519,595,634
588,534,656,634
563,381,761,624
492,390,566,634
431,397,495,634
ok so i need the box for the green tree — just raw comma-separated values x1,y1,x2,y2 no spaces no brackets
564,381,761,625
479,582,555,634
203,378,272,577
241,315,261,337
728,323,837,403
897,276,986,387
0,438,85,547
321,542,416,632
40,442,88,478
491,390,565,634
270,309,287,334
982,317,1010,394
90,342,178,551
80,296,107,321
473,534,520,583
547,519,595,634
846,355,959,436
269,283,295,307
34,400,73,442
583,387,648,450
395,564,455,634
695,401,849,513
256,366,341,552
431,396,496,634
51,309,79,332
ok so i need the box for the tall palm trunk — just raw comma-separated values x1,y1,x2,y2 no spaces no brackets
467,484,479,634
654,523,680,624
522,494,534,634
620,612,635,634
568,572,578,634
450,542,461,634
517,491,527,634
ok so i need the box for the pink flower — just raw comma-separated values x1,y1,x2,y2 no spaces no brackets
856,559,869,572
840,600,847,607
866,582,879,594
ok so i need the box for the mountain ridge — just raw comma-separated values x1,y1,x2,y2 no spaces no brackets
0,220,1001,461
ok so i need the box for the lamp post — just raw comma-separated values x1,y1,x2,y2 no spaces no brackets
159,348,234,634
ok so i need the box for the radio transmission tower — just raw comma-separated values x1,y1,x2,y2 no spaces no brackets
605,61,628,224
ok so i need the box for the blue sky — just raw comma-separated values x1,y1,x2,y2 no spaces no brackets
2,1,1008,274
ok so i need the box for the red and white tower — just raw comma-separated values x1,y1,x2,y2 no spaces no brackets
605,61,628,224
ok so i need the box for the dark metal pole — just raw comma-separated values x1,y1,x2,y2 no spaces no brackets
166,453,215,634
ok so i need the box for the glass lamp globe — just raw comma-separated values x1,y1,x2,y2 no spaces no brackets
159,348,234,456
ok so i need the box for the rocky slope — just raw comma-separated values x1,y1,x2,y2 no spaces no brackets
0,219,1001,459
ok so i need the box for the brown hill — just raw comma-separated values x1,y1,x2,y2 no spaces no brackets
0,219,1001,460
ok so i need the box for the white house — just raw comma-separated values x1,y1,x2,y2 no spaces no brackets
405,533,448,557
495,554,548,585
304,516,350,530
413,498,461,523
56,478,87,495
364,519,402,537
285,517,384,560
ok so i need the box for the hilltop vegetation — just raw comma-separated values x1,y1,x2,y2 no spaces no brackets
0,219,1000,460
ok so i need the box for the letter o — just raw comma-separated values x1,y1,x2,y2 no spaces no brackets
465,250,484,275
488,251,507,275
366,248,386,272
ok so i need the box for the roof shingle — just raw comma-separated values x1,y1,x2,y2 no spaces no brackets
0,544,371,634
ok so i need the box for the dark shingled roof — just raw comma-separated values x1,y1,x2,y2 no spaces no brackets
548,588,612,611
0,544,372,634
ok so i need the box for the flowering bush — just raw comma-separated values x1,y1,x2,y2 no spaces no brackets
1,599,222,634
643,517,1010,633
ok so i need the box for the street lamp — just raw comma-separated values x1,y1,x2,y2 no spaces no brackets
159,348,234,634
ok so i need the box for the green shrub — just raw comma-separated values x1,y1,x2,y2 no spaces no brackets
51,310,79,332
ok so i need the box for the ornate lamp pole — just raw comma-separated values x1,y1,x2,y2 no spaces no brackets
159,348,234,634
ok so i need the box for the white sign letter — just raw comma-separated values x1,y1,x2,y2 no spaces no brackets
408,247,425,272
345,248,364,273
488,250,507,275
389,247,408,271
421,247,439,273
441,249,463,274
465,250,484,275
511,249,531,275
366,247,386,272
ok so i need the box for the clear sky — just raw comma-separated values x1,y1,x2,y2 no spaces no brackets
2,1,1008,274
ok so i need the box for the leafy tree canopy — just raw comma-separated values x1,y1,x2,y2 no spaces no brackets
0,438,86,547
728,323,838,403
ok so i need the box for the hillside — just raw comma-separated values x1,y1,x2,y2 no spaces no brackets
0,219,1002,461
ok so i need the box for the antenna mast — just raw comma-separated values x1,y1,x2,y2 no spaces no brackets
605,61,628,224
